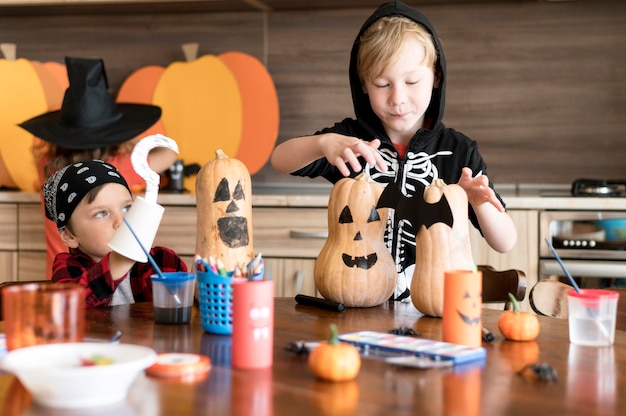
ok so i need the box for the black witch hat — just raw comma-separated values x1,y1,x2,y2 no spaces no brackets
19,56,161,150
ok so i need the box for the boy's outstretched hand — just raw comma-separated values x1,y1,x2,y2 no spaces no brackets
321,136,387,177
457,167,505,213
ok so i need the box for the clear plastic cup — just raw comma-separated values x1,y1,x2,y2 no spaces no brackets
151,272,196,324
567,289,619,346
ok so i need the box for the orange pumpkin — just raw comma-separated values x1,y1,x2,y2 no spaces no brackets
117,46,279,192
498,293,540,341
411,179,475,317
0,44,67,191
308,324,361,382
195,149,254,271
314,173,397,308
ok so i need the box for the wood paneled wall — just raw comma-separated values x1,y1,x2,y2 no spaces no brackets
1,0,624,186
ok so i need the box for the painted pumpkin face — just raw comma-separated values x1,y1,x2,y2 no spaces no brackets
339,204,381,270
314,173,397,308
457,288,482,326
213,177,249,248
195,149,254,271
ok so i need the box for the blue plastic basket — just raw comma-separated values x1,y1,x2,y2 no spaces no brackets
197,270,235,335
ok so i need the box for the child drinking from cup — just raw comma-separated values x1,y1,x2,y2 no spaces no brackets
43,159,187,308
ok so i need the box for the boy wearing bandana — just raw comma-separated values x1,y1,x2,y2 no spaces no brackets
43,160,187,308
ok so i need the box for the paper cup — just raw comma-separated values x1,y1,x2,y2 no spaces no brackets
108,196,164,263
442,270,483,348
232,280,274,369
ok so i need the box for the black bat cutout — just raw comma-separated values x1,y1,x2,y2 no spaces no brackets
376,182,454,229
342,253,378,269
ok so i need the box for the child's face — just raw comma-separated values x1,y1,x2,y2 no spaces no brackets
363,37,436,145
60,183,133,262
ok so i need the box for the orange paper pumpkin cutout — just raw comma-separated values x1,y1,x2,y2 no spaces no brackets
117,49,279,193
0,51,66,191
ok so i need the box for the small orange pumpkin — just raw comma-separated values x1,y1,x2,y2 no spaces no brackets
411,179,475,317
498,293,540,341
195,149,254,271
314,173,396,307
308,324,361,382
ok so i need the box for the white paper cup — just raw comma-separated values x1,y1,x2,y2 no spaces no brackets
108,196,164,263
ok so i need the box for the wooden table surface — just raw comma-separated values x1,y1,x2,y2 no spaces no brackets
1,298,625,415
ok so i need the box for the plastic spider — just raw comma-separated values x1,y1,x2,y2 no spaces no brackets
518,362,558,383
389,327,420,337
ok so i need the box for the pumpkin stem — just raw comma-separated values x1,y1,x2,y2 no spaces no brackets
508,292,520,313
328,323,340,345
215,149,228,159
354,172,370,182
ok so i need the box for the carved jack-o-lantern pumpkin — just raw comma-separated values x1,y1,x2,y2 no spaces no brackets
411,179,475,317
195,149,254,271
314,173,397,308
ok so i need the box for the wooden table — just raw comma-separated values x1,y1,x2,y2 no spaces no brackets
1,298,625,415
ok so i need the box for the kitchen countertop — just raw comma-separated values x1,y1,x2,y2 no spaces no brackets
4,183,626,210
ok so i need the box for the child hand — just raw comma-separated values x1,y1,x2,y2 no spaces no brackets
320,135,387,176
457,167,505,212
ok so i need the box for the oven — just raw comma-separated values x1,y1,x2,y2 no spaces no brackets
539,210,626,287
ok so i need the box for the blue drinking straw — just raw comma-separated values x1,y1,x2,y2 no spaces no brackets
545,238,610,342
544,238,581,293
122,217,181,305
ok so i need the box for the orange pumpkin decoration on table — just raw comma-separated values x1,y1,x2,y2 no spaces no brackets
498,293,540,341
117,43,279,192
314,173,397,308
411,179,475,317
195,149,254,271
308,324,361,382
0,43,67,191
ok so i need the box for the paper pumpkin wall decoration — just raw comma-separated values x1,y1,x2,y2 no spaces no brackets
195,149,254,271
117,44,279,193
410,179,475,317
0,44,67,191
314,173,397,308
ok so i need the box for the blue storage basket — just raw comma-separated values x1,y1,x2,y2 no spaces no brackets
197,270,235,335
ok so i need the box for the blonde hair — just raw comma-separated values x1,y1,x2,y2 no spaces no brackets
357,16,437,85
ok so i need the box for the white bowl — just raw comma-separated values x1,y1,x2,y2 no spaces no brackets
0,342,157,409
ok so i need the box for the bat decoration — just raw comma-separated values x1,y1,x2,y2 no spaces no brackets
376,182,454,229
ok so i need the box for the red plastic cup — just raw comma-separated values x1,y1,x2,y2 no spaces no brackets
232,280,274,369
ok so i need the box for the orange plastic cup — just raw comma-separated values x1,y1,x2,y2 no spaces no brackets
2,283,85,351
442,270,482,348
232,280,274,369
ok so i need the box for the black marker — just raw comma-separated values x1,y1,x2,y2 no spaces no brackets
295,294,345,312
482,325,495,343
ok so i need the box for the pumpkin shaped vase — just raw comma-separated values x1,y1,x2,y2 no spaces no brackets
411,179,475,317
195,149,254,271
314,173,397,307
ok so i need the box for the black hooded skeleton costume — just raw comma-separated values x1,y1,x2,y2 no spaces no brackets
290,1,507,301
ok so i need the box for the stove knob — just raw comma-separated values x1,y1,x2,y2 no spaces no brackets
590,240,597,248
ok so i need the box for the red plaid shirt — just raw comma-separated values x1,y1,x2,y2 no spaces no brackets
51,247,188,308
